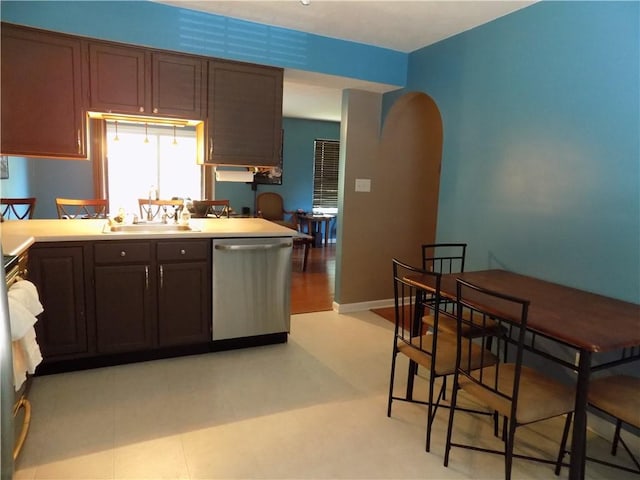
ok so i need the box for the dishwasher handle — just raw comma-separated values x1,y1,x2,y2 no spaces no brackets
215,242,292,251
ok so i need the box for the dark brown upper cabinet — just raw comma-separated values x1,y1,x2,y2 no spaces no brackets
1,23,87,159
204,59,283,167
88,42,206,120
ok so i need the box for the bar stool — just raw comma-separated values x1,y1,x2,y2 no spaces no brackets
0,197,36,220
56,198,108,219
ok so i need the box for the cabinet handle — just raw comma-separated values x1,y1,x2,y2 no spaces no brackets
145,265,149,290
77,129,81,154
120,251,126,257
139,106,145,113
180,249,186,255
159,265,164,289
209,137,213,159
153,107,158,114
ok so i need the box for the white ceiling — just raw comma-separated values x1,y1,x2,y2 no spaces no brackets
156,1,536,121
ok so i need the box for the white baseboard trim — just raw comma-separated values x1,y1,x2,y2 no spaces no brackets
333,298,394,314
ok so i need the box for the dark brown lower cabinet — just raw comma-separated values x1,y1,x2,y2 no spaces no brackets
157,262,210,346
92,239,211,354
29,243,90,359
94,263,155,354
29,239,211,369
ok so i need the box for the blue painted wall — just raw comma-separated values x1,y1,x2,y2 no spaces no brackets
1,0,406,86
385,1,639,302
3,1,639,304
215,118,340,215
0,157,29,198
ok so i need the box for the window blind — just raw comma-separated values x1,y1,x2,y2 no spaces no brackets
312,139,340,210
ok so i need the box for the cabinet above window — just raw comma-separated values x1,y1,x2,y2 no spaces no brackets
0,22,283,167
88,42,206,120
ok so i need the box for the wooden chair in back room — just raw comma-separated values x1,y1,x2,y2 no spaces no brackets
137,198,183,222
0,197,36,220
55,198,107,219
192,200,230,218
256,192,297,230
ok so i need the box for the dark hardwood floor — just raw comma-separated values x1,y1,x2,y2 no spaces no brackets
291,243,335,314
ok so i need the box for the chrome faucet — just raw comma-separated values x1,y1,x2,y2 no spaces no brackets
147,186,156,222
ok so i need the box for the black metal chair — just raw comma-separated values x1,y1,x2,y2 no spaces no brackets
444,279,575,480
0,197,36,220
583,374,640,474
421,242,504,354
387,259,498,452
421,243,467,274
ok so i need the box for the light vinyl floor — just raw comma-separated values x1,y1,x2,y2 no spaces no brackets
14,310,638,479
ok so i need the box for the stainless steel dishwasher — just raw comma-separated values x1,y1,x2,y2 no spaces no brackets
212,237,292,340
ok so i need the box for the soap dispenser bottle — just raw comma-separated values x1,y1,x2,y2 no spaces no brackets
180,200,191,225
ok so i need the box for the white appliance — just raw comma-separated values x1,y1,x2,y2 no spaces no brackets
212,237,292,340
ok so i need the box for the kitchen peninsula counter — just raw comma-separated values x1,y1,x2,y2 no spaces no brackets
2,217,297,374
1,218,296,255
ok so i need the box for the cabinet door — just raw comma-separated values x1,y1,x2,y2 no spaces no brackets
206,60,283,166
29,245,89,358
152,53,206,119
1,23,86,159
94,264,155,353
157,262,210,346
88,42,149,115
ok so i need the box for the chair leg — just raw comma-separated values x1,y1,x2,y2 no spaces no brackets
555,412,573,475
504,418,517,480
442,376,447,401
502,415,508,441
425,375,435,452
612,419,622,456
443,378,460,467
301,242,309,271
387,351,398,417
425,377,446,452
619,434,640,472
406,360,418,400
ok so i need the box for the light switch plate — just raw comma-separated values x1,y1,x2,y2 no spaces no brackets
355,178,371,192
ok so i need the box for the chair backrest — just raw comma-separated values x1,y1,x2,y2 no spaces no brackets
56,198,108,219
192,199,230,218
454,278,529,417
392,258,445,346
138,198,184,221
256,192,286,221
0,197,36,220
421,243,467,273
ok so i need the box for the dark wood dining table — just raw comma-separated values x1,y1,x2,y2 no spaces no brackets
405,269,640,480
296,213,335,247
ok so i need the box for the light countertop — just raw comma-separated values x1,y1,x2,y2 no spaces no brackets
1,218,296,256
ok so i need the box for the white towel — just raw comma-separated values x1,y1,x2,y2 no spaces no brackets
12,327,42,390
8,296,38,341
8,280,43,316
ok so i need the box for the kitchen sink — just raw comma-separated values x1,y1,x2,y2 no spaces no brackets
106,223,197,233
